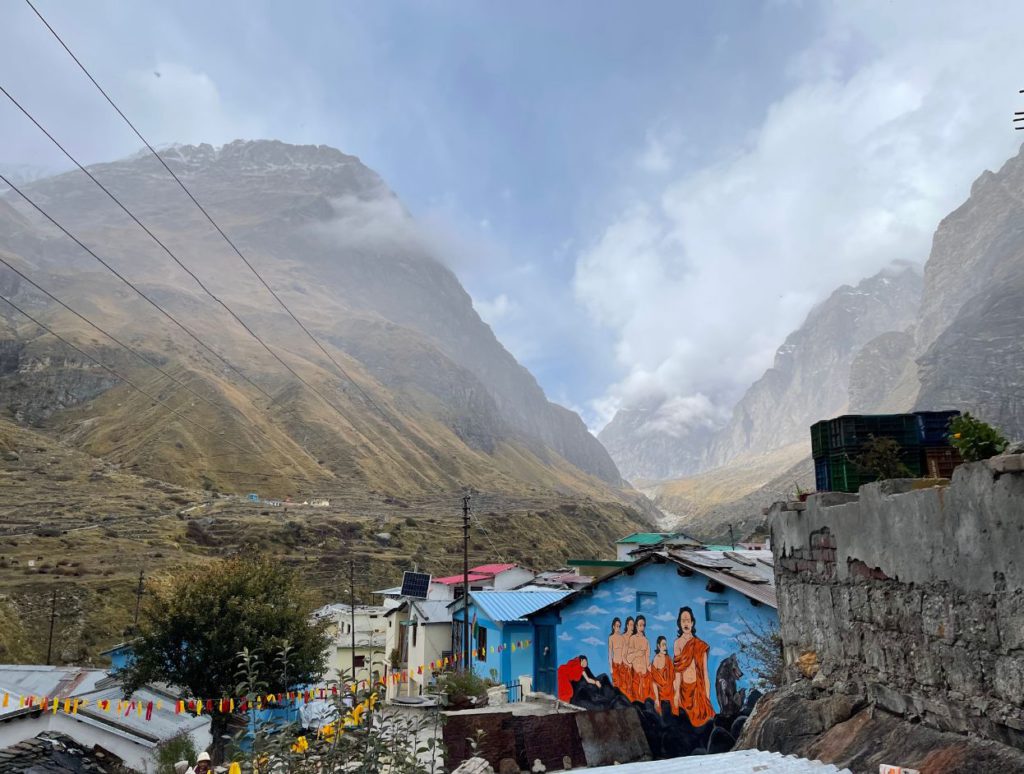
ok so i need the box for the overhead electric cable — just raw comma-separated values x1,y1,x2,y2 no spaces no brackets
0,292,257,457
0,169,271,401
0,251,245,420
24,0,406,439
0,90,434,488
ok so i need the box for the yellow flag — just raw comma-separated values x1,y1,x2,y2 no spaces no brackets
63,699,71,714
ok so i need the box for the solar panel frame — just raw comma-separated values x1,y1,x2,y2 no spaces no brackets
400,571,432,599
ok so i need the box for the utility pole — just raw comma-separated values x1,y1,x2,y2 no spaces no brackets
728,523,737,551
45,588,57,666
349,557,356,681
462,494,471,671
133,569,145,628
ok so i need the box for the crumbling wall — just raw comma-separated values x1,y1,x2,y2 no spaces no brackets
769,456,1024,751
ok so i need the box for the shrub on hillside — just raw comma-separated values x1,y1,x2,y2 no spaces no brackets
949,412,1009,462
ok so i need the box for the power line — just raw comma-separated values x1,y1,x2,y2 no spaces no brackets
0,169,270,400
0,292,259,457
22,2,408,439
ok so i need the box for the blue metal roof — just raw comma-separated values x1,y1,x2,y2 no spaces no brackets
469,590,572,622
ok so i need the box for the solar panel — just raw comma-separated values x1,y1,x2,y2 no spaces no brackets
401,571,432,599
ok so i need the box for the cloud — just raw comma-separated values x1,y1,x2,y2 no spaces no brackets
578,604,609,616
652,611,675,622
593,589,611,599
575,1,1024,429
473,293,518,325
559,632,573,642
711,646,729,657
581,637,604,647
576,622,599,631
713,623,740,637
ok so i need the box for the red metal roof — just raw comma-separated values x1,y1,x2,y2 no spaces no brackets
433,573,490,585
469,563,518,575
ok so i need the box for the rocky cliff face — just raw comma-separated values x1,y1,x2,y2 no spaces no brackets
703,267,923,469
0,140,625,496
598,404,715,482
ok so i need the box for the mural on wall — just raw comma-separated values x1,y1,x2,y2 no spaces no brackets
552,563,773,758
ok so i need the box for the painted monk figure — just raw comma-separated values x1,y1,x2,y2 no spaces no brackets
608,617,628,694
557,655,600,702
619,617,636,700
673,606,715,727
650,635,675,714
628,615,653,703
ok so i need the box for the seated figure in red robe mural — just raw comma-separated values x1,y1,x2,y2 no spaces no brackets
672,606,715,727
557,654,601,702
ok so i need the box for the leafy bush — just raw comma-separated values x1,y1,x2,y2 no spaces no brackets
949,412,1009,462
438,669,488,700
856,435,913,480
155,732,197,774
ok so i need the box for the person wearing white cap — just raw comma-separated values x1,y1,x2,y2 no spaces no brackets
194,751,211,774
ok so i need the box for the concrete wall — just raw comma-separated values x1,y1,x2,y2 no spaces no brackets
769,457,1024,749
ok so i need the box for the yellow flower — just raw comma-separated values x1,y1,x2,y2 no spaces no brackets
952,433,962,439
347,702,366,726
291,735,309,754
319,722,340,739
228,764,242,774
368,692,378,710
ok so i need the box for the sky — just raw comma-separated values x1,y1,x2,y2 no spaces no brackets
2,0,1024,432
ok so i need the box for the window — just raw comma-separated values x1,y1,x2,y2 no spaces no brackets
353,655,366,668
476,627,487,661
636,592,658,612
706,600,730,622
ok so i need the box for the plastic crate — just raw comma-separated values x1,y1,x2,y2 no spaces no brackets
814,457,831,492
827,448,924,494
914,410,961,446
827,414,921,451
810,420,831,459
922,446,963,479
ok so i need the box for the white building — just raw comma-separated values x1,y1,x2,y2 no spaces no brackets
0,665,211,772
383,599,453,699
313,604,389,685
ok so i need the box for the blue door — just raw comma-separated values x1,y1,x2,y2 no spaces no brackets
534,625,556,695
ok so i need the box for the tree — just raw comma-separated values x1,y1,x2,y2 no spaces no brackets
120,553,330,753
856,435,913,480
949,412,1009,462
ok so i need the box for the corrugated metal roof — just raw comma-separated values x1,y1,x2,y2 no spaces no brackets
410,600,452,624
469,590,572,622
586,749,850,772
671,550,777,608
0,667,107,719
433,573,490,585
616,532,678,545
75,684,209,744
470,563,518,575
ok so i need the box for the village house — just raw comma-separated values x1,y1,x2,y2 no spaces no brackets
526,549,777,718
313,603,388,685
450,589,571,689
383,599,453,698
0,665,211,771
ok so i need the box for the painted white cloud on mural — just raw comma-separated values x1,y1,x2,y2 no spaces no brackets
559,632,573,642
579,605,609,616
576,622,599,631
581,637,604,647
713,623,740,637
653,611,675,622
593,590,611,599
711,647,729,657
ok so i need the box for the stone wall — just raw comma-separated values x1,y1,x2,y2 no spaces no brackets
769,456,1024,750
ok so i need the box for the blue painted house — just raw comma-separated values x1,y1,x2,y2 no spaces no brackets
527,550,778,758
451,590,571,686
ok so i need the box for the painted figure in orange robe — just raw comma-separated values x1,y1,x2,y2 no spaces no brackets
628,614,653,703
650,635,676,714
618,617,636,700
608,617,628,695
672,606,715,727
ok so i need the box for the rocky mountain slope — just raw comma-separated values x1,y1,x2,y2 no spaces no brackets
637,144,1024,540
0,141,630,504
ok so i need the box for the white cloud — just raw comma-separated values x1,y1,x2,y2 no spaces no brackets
593,589,611,599
581,636,604,647
576,622,599,631
576,1,1024,429
711,646,729,657
636,131,673,174
652,611,675,622
578,604,609,616
713,623,740,637
559,631,573,642
474,293,518,325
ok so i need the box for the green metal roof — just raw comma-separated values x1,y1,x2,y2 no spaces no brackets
615,532,679,545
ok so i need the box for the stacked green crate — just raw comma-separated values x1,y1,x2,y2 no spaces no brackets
809,414,923,493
